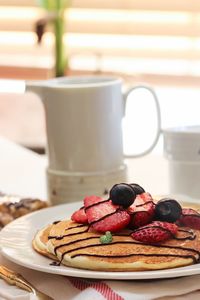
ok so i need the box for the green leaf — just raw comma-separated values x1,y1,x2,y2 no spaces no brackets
105,231,112,238
100,232,113,244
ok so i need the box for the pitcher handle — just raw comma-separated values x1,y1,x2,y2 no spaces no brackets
123,85,161,158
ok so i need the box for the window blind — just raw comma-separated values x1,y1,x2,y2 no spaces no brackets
0,0,200,86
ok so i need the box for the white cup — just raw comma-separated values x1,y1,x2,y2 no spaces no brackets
163,125,200,199
26,76,161,204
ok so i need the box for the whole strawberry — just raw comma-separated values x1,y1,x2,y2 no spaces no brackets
131,221,178,244
177,208,200,230
128,193,155,228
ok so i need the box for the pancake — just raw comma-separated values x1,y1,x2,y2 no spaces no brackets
33,219,200,271
33,223,58,260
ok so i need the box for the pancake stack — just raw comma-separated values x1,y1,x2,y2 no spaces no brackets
33,184,200,271
33,219,200,271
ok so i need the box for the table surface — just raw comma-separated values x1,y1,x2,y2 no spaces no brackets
0,136,169,199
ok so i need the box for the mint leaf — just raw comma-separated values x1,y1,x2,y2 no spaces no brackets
100,232,113,244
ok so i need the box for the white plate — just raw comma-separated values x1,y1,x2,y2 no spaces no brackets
0,201,200,280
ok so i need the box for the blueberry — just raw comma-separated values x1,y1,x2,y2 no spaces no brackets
109,183,136,208
130,183,145,195
155,198,182,222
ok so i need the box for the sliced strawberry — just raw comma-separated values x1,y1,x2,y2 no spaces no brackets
131,221,178,244
84,198,115,222
71,195,104,224
84,195,104,208
92,209,130,233
128,193,155,228
84,196,130,232
71,207,88,224
85,198,117,225
139,192,154,202
177,208,200,230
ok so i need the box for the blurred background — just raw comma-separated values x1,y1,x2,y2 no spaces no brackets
0,0,200,155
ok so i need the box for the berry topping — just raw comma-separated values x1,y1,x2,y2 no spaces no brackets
71,207,88,224
109,183,136,208
177,208,200,230
84,198,117,224
83,195,104,208
155,198,182,222
84,196,130,232
131,221,178,244
92,209,130,233
100,231,113,244
130,183,145,195
128,193,155,228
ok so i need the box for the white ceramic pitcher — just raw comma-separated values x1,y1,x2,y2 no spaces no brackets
26,76,161,204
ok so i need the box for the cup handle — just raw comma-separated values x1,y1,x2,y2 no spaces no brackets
123,85,161,158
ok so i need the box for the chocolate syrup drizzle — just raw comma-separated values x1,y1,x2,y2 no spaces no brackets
53,220,61,225
185,214,200,217
177,229,196,240
48,224,89,240
48,199,200,266
49,222,200,266
48,208,121,241
84,199,110,210
70,252,197,262
135,200,155,208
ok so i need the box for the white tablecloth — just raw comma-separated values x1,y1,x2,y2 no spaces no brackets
1,137,200,300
